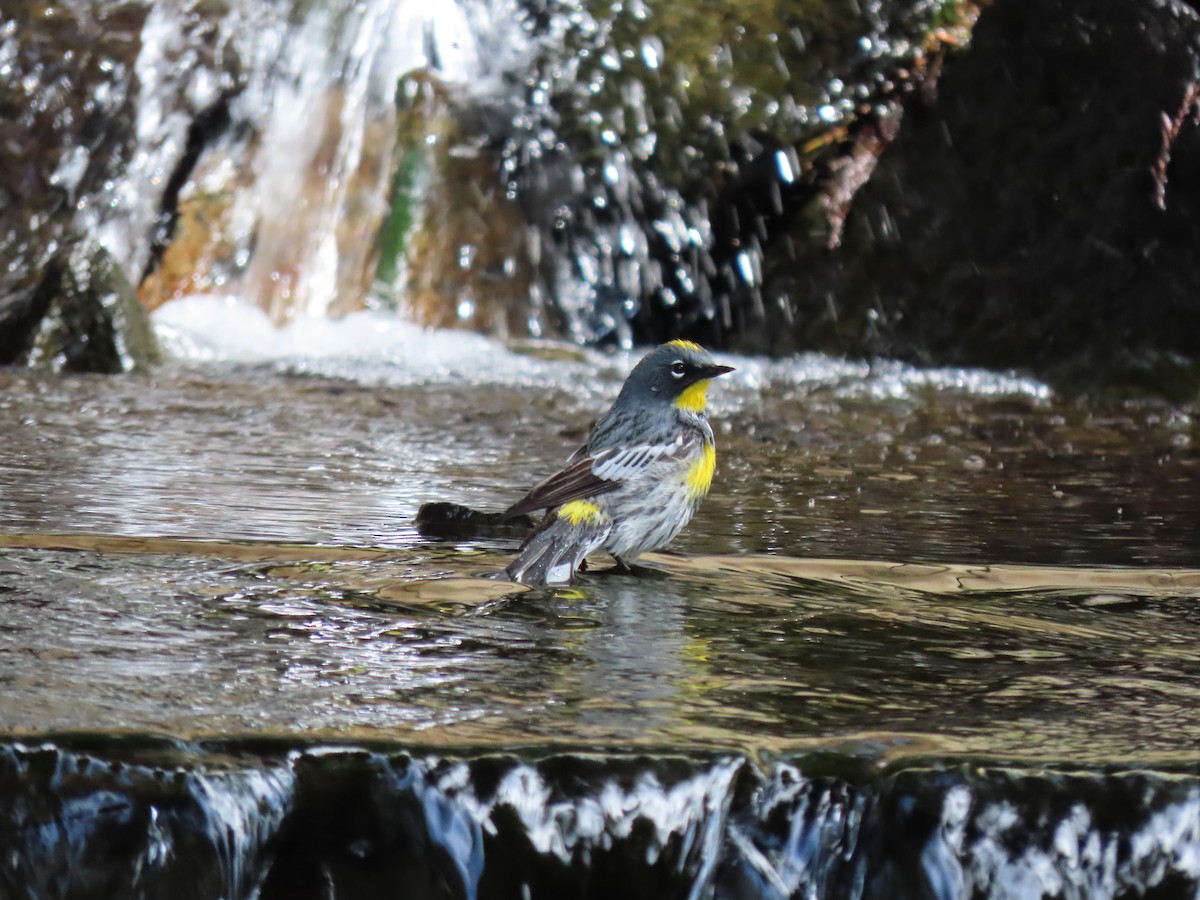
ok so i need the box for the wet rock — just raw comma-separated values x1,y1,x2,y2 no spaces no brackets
413,0,1200,396
479,0,969,350
16,243,159,373
1,0,970,367
391,75,543,339
0,3,145,367
0,0,239,371
787,0,1200,396
12,0,1198,396
1,0,410,358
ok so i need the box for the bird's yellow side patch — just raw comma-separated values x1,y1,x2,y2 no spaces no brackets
674,378,712,412
559,499,605,526
667,339,702,353
685,443,716,499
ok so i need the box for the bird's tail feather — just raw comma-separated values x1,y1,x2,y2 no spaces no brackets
504,514,609,586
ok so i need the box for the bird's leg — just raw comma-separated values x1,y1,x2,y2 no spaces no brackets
604,555,668,579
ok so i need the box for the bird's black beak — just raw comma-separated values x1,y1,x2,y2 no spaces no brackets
701,364,735,379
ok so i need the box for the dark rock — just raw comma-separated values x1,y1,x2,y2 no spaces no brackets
0,3,146,367
787,0,1200,396
0,1,239,372
15,243,158,373
492,0,964,352
476,0,1200,395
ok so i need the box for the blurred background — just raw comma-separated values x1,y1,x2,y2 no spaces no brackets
4,0,1199,393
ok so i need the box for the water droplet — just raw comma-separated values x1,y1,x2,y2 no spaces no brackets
736,251,756,286
641,37,662,70
962,455,986,471
775,150,795,185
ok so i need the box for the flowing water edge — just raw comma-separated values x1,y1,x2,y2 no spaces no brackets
8,736,1200,900
3,532,1200,764
2,318,1199,896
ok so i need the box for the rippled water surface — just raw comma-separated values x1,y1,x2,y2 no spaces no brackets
2,331,1198,764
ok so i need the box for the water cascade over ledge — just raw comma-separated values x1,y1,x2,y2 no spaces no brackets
7,739,1200,899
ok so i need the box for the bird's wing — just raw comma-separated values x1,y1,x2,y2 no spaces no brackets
502,434,696,519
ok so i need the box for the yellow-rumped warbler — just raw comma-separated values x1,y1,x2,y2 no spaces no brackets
503,340,733,585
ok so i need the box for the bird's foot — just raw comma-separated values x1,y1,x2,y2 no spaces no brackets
598,556,667,579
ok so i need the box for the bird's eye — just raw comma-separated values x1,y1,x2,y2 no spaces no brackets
670,361,687,378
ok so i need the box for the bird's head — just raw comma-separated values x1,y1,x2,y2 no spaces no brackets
620,340,734,412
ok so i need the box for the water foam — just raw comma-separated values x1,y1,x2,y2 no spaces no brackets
153,294,552,386
152,293,1049,402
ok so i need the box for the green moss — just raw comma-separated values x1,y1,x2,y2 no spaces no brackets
373,146,425,296
541,0,976,189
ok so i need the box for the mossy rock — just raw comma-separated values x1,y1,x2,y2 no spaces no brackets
19,243,159,374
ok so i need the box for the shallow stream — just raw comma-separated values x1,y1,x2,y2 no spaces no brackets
2,316,1198,759
3,316,1200,896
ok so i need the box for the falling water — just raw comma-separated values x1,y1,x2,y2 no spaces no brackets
81,0,482,322
6,0,971,342
7,741,1200,899
224,0,470,322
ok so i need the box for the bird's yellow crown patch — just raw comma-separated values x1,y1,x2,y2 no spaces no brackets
684,443,716,499
667,339,702,353
559,499,605,526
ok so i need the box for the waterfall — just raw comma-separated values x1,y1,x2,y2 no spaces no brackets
121,0,480,322
4,0,981,362
7,741,1200,899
